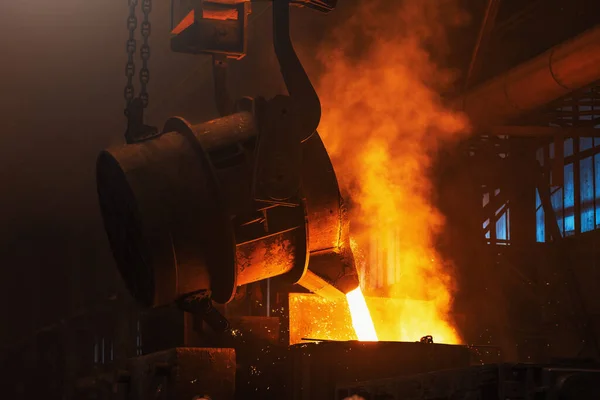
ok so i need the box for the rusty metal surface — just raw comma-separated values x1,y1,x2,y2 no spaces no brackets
97,123,234,306
301,132,342,252
253,95,306,204
295,270,347,300
287,341,472,400
127,347,236,400
454,24,600,129
304,249,359,295
190,111,257,151
301,132,360,295
236,232,297,286
97,109,357,307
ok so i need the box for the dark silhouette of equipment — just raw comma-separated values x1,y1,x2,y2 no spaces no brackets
98,0,358,315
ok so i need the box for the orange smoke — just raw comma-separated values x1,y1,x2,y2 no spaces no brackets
313,0,470,344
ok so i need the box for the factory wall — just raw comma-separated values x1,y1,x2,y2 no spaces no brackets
437,85,600,363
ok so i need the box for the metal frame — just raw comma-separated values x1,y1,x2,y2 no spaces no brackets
535,86,600,240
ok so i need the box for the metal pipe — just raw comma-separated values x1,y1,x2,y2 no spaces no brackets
453,24,600,128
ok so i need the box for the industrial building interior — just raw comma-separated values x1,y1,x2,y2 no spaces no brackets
2,0,600,398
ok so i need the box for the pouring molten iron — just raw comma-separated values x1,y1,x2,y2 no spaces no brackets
97,0,378,342
96,108,377,340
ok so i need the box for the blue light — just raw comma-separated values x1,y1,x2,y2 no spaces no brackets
580,156,594,232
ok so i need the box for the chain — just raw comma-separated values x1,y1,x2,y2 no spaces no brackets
124,0,137,115
140,0,152,108
124,0,152,116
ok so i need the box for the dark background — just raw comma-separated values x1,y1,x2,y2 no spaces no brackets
0,0,131,344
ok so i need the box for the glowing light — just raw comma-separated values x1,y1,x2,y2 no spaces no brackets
346,287,378,341
300,0,470,345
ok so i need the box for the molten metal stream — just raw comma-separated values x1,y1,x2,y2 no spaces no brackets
346,287,378,341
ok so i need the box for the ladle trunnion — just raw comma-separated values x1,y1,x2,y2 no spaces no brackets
96,109,359,308
97,0,360,311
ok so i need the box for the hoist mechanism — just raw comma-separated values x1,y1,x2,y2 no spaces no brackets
97,0,358,316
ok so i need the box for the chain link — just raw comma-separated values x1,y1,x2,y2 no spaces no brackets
124,0,137,114
139,0,152,108
124,0,152,115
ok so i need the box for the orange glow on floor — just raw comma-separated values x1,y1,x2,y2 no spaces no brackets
288,293,461,345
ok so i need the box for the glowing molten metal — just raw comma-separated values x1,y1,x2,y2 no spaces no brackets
346,287,378,341
291,0,471,345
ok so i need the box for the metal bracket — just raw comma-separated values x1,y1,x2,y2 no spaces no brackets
253,95,304,205
170,0,323,204
171,0,250,59
213,54,233,116
171,1,250,116
251,0,322,205
178,293,231,333
272,0,321,140
124,98,160,144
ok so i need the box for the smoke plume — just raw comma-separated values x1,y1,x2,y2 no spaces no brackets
314,0,471,343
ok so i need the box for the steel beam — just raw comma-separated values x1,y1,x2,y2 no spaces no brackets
464,0,502,89
488,125,600,137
